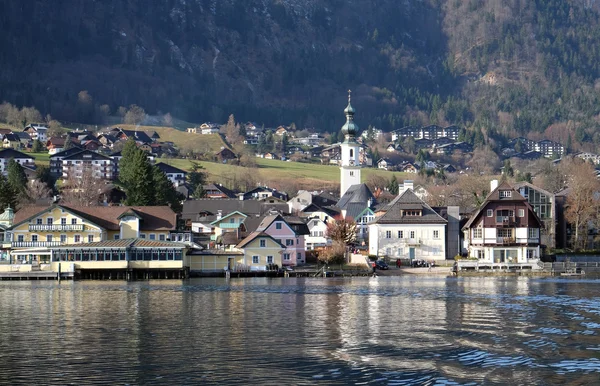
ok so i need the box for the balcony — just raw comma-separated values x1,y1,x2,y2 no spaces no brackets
28,224,84,232
403,238,422,246
12,241,63,248
496,217,515,226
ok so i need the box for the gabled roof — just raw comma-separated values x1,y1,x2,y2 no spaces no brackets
345,202,369,220
462,182,543,229
203,183,237,198
156,162,187,174
0,148,34,160
181,199,290,221
62,149,112,161
337,184,375,211
236,232,285,249
14,132,32,140
3,133,19,142
210,211,248,225
12,204,176,231
49,146,84,159
284,216,310,235
301,203,340,217
373,189,447,224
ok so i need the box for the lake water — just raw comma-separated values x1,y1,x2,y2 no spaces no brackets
1,276,600,385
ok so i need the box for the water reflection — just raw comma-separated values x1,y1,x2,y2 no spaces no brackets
0,277,600,384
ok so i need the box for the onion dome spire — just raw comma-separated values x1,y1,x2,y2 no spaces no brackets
341,89,359,141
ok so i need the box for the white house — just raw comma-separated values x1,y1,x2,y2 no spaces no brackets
305,217,330,250
0,148,36,175
369,189,448,262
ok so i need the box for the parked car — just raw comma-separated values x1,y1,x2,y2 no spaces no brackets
374,260,389,270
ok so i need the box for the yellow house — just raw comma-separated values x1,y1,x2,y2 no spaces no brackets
5,204,177,264
236,232,285,271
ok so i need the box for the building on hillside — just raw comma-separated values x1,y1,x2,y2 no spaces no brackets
24,124,48,142
49,147,84,177
203,184,237,199
0,148,36,174
214,148,237,163
368,189,455,262
242,187,288,201
462,180,542,266
2,133,21,149
155,162,187,187
46,137,66,154
535,140,565,159
61,149,114,180
392,125,459,142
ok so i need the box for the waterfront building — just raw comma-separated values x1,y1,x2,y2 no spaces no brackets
235,232,285,270
462,180,542,264
368,189,450,262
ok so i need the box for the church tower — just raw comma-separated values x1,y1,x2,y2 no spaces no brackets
339,90,361,198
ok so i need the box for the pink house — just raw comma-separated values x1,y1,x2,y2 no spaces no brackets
254,214,308,266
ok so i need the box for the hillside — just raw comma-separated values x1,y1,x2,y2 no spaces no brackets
3,1,600,148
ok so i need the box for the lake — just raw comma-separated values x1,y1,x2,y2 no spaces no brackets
1,276,599,385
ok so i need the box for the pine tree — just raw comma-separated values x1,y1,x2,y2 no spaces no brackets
7,159,27,197
187,162,207,193
152,166,182,212
31,139,42,153
387,175,399,194
0,175,18,210
120,141,156,206
193,184,206,199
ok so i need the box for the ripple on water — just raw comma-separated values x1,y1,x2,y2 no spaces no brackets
551,358,600,374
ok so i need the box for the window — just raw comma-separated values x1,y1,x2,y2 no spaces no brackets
46,235,53,242
527,249,535,259
283,253,291,261
472,228,482,238
31,235,38,242
350,171,354,176
477,250,484,259
432,247,440,255
528,228,539,238
397,248,403,256
518,209,525,218
499,190,512,198
252,256,259,264
149,234,156,240
74,235,81,243
433,230,439,239
229,218,235,223
61,218,67,225
486,209,493,217
60,234,67,243
36,218,42,225
498,229,512,238
410,231,415,239
159,234,166,241
260,239,266,248
276,222,282,230
17,235,24,242
350,149,354,158
297,252,301,261
140,233,146,239
313,220,319,226
114,235,120,240
71,218,77,225
267,256,274,264
386,231,392,239
88,235,94,243
286,239,294,246
47,218,53,225
398,230,404,239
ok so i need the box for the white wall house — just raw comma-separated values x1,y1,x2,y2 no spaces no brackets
305,217,330,250
369,189,447,261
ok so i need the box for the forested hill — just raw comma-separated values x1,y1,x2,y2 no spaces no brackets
3,0,600,145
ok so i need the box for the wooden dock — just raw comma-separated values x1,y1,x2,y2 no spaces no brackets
0,271,75,280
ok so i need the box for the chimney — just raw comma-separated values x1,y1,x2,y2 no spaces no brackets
490,179,499,192
217,210,222,220
404,180,414,191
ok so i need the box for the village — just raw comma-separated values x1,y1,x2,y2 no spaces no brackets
0,94,597,279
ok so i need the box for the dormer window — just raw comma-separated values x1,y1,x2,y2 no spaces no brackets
499,190,512,198
402,210,421,216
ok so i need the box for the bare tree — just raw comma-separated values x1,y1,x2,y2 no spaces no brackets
564,161,600,250
162,112,174,127
60,169,110,206
26,180,52,203
124,104,146,125
326,215,357,246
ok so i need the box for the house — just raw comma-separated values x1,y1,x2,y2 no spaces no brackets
574,152,600,165
398,161,420,173
288,190,339,214
434,142,473,155
61,149,115,180
0,148,36,174
368,189,453,262
386,143,404,153
3,204,179,265
461,180,542,267
242,186,288,201
109,128,153,144
414,138,433,150
24,124,48,142
508,137,536,152
248,214,306,266
392,125,459,141
203,184,237,199
535,140,565,159
377,158,394,171
46,137,65,155
155,162,187,187
214,148,237,163
275,126,289,136
210,210,248,242
337,184,376,242
49,147,84,177
97,133,118,148
235,232,285,270
201,126,220,135
187,127,198,134
305,217,331,250
264,152,278,160
2,133,21,149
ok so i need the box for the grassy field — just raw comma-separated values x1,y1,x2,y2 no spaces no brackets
119,125,230,154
